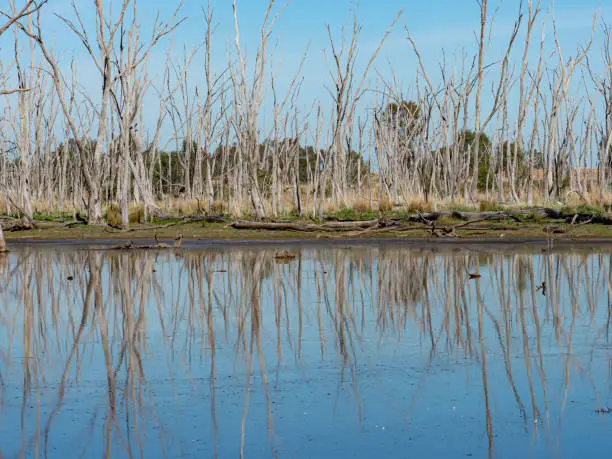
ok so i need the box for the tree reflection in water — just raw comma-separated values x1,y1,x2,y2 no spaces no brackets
0,244,611,458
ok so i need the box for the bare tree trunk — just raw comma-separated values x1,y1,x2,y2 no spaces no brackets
0,224,6,253
471,0,487,199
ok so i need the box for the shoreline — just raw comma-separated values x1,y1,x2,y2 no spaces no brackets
5,236,612,252
3,211,612,248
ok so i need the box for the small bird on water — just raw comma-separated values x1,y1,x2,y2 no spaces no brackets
468,273,482,280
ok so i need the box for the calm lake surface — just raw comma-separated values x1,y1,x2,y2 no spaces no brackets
1,242,612,458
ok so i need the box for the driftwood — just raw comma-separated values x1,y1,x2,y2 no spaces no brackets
106,242,181,251
106,234,184,251
230,220,380,232
4,221,36,232
230,208,612,237
320,225,432,238
397,208,561,223
105,215,229,232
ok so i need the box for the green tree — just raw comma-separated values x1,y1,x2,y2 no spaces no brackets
458,129,492,191
376,100,421,169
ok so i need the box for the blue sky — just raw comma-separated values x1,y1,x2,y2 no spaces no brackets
3,0,612,141
36,0,612,86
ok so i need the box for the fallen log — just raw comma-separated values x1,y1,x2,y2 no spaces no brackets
396,208,562,223
105,242,181,251
230,208,612,234
230,220,380,232
320,224,433,238
105,215,231,232
4,221,36,232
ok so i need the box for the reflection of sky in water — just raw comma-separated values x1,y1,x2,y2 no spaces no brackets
0,246,611,458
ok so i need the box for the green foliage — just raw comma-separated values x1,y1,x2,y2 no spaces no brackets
561,204,604,217
382,100,420,130
150,151,194,197
459,130,493,191
150,217,184,225
32,211,73,222
479,200,504,212
330,207,358,221
148,139,369,200
522,212,543,223
328,206,377,221
447,203,476,213
450,131,544,191
377,100,421,170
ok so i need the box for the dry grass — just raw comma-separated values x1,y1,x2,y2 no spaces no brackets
353,199,372,215
479,199,501,212
104,203,144,226
105,203,121,227
9,187,612,223
174,199,200,216
405,197,433,213
211,200,224,214
378,196,394,212
0,198,76,215
129,204,144,224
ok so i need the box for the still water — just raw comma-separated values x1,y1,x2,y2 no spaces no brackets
1,242,611,458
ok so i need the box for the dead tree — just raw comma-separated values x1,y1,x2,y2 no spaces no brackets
0,0,48,238
324,10,402,209
230,0,284,219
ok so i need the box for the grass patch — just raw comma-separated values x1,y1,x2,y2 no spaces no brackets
329,206,377,221
561,204,605,217
33,211,73,222
105,203,145,226
353,199,373,215
104,204,121,227
479,200,504,212
150,216,184,225
522,212,544,223
211,200,224,214
378,196,394,212
405,198,433,213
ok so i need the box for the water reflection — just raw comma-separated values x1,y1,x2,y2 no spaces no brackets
1,245,611,458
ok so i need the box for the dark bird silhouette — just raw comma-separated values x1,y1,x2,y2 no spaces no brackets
174,233,183,248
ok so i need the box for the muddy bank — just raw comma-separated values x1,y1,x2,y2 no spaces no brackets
3,222,612,244
2,207,612,244
6,236,612,257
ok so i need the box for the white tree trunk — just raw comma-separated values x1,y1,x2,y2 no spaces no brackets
0,224,6,253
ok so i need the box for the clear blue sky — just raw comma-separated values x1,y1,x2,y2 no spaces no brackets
3,0,612,139
39,0,612,85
